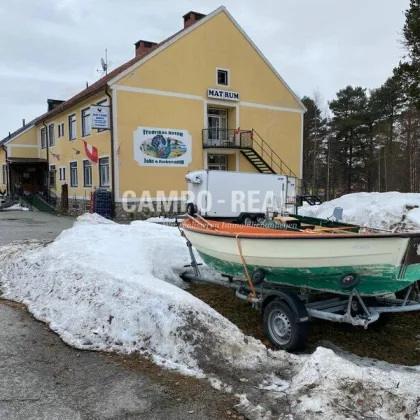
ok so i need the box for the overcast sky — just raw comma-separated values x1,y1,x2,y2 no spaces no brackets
0,0,409,138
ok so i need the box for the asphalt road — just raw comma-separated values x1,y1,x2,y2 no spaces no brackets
0,210,75,246
0,210,238,420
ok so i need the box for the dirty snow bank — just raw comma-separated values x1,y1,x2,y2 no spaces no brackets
299,192,420,231
1,213,420,419
0,214,273,377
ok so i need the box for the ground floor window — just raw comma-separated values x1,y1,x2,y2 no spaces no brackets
59,167,66,181
99,157,110,187
2,164,7,184
83,160,92,187
208,154,228,170
70,162,78,187
49,165,56,188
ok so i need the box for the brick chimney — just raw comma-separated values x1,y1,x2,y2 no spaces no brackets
135,40,158,57
183,11,206,29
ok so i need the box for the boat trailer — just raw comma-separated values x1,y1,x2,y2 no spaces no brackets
181,233,420,351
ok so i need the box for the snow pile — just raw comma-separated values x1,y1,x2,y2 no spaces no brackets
299,192,420,231
0,213,271,377
146,216,184,224
3,203,29,211
1,213,420,419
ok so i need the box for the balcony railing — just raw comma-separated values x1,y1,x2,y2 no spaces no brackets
202,129,253,148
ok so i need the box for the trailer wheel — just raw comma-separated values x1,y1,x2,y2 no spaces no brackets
186,203,198,216
251,268,266,285
242,215,254,225
263,300,308,351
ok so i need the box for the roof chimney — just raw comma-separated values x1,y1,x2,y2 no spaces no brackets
22,119,25,127
47,99,65,112
183,11,206,29
135,40,158,57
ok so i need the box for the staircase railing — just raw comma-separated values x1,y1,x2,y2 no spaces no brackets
240,130,297,178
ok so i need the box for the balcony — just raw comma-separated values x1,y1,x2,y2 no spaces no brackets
202,129,253,149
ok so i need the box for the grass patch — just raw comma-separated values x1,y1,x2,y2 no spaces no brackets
188,283,420,365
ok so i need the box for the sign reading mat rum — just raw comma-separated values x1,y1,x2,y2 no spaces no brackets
134,127,192,167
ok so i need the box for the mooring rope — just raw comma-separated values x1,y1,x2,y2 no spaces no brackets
235,233,257,299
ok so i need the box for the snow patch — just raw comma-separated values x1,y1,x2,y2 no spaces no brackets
3,203,29,211
299,192,420,231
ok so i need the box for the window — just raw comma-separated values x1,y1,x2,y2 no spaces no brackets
81,108,91,137
217,68,229,86
59,167,66,181
58,122,65,138
70,162,78,187
49,165,56,188
41,127,47,149
99,157,110,187
83,160,92,187
208,155,228,171
96,99,108,133
48,123,55,147
69,114,76,140
2,164,7,184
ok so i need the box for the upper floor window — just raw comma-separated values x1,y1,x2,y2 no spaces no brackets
81,108,91,137
48,123,55,147
41,127,47,149
217,68,229,86
58,122,65,138
69,114,76,141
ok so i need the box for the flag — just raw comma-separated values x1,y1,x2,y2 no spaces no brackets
83,140,98,163
116,144,120,155
50,152,60,161
234,127,241,135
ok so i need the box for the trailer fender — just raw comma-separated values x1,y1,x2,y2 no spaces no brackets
261,291,309,323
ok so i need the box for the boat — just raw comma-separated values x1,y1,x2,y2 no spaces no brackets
181,218,420,296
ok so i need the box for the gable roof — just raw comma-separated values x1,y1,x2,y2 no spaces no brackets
109,6,306,112
34,9,215,125
6,5,305,136
0,117,37,146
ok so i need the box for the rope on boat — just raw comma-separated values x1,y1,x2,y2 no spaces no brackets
235,233,257,300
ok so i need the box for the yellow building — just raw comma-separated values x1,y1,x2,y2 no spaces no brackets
0,6,305,218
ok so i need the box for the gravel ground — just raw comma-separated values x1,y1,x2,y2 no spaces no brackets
0,210,240,420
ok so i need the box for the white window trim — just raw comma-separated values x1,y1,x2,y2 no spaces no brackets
48,123,55,148
49,164,57,188
82,159,93,188
40,127,47,149
216,67,230,87
98,155,110,187
69,160,78,188
68,113,77,141
57,121,65,138
59,166,66,182
81,107,92,138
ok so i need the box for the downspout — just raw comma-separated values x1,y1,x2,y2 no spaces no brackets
105,86,116,218
43,121,50,194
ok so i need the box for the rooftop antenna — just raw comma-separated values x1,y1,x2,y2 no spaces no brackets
97,49,111,77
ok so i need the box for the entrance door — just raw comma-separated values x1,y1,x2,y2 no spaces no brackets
207,108,228,146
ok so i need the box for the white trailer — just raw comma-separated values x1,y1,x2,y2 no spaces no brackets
184,170,297,224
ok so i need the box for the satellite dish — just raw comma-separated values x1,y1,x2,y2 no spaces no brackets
101,57,107,71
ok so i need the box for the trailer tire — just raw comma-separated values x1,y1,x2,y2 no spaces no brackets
187,203,198,216
263,300,308,351
251,268,266,285
242,215,254,226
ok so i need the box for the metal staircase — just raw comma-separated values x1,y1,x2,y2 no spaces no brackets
202,128,298,177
